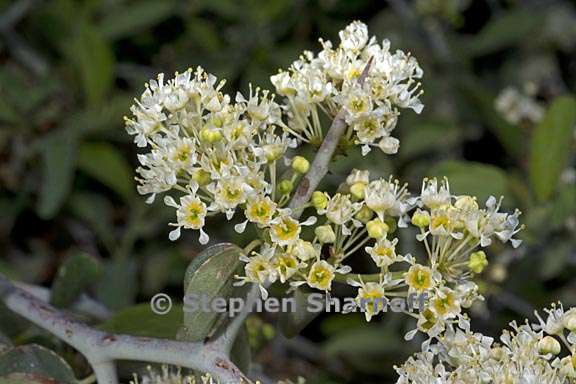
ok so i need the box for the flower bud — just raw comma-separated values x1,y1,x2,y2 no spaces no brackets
191,169,211,186
366,219,389,239
315,225,336,244
468,251,488,274
355,205,373,223
538,336,561,355
563,310,576,333
378,136,399,154
411,209,430,228
200,127,223,143
350,182,366,199
455,195,478,211
291,156,310,174
311,191,329,211
278,180,294,195
262,144,284,162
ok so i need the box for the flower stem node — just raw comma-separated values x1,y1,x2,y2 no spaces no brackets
538,336,561,355
311,191,329,211
350,182,366,199
278,180,294,195
468,251,488,274
291,156,310,174
366,218,389,239
315,225,336,244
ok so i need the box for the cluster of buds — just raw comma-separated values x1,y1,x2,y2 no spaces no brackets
395,303,576,383
271,21,423,154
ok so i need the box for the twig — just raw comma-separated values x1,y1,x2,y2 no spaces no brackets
288,58,373,219
0,273,246,384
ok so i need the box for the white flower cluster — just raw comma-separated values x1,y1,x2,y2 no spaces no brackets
125,21,523,339
495,86,544,125
271,21,423,155
125,67,296,244
395,303,576,383
237,171,523,334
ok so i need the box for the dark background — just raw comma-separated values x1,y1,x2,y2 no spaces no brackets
1,0,575,382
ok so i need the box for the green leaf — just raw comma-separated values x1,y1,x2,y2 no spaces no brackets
230,325,251,374
550,184,576,227
99,304,183,339
0,303,28,338
529,96,576,202
178,243,246,342
67,19,114,105
36,130,78,219
50,252,100,309
463,9,544,56
68,192,116,251
428,161,510,204
278,288,319,338
399,120,461,160
540,242,573,280
96,259,138,311
99,0,177,40
0,345,77,384
77,142,134,202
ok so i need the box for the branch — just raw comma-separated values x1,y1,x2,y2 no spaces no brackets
15,282,112,321
288,58,373,219
0,273,246,384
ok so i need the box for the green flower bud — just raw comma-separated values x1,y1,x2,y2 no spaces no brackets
291,156,310,174
411,209,430,228
311,191,328,211
350,182,366,199
315,225,336,244
468,251,488,274
278,180,294,195
200,128,222,143
366,219,389,239
355,205,373,223
191,169,211,186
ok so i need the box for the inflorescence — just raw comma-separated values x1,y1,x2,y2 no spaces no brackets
125,21,524,341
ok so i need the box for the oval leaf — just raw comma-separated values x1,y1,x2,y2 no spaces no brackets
0,345,77,384
50,252,100,309
529,96,576,202
178,243,246,342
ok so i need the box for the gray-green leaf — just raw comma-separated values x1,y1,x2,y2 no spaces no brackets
178,243,246,342
50,252,101,309
0,345,77,384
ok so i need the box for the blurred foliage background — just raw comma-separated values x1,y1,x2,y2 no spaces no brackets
1,0,575,383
